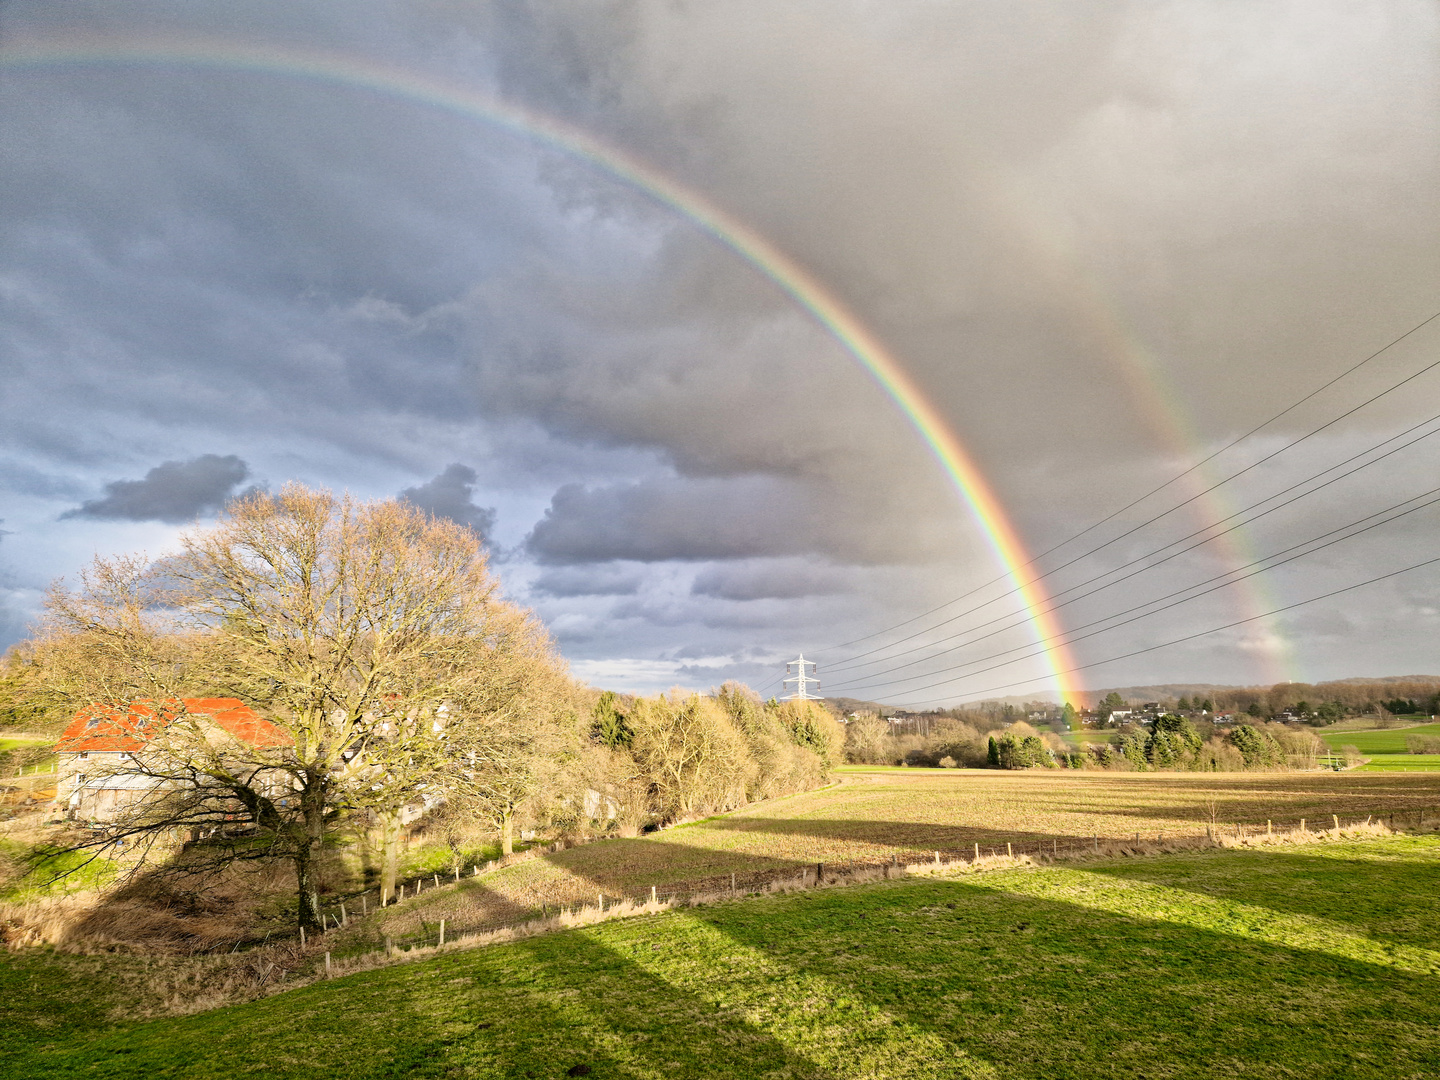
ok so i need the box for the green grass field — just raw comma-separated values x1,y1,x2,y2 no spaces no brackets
1319,722,1440,754
5,834,1439,1078
1356,754,1440,772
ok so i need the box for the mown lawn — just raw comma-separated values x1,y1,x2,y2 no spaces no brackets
4,834,1438,1079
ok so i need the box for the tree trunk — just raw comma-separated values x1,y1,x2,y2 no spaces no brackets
378,810,403,903
294,781,326,932
500,808,514,856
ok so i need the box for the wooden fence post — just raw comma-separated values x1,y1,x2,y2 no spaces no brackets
1300,818,1306,833
340,902,347,926
1333,814,1340,833
652,885,657,903
385,936,392,957
817,862,825,884
439,919,445,947
299,926,306,948
361,895,368,916
1006,843,1013,858
325,952,331,977
434,874,440,889
974,843,980,861
1267,820,1272,837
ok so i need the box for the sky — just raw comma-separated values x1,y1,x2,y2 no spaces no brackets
2,1,1438,706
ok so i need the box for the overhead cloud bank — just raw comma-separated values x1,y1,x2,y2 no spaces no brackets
2,1,1438,700
62,455,253,524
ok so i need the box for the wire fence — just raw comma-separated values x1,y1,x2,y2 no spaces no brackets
304,804,1438,957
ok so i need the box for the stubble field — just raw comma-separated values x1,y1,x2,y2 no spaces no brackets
348,767,1440,948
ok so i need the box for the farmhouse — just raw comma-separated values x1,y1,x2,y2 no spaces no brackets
54,698,290,822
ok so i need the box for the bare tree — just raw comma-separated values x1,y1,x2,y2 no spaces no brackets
41,485,572,930
627,692,751,818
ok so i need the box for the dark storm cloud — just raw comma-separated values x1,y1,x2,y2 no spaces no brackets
62,455,252,524
532,564,645,598
399,463,496,540
4,0,1440,694
691,560,850,602
524,475,927,566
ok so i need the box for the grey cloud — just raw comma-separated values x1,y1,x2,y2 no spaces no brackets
62,454,252,523
691,559,850,601
399,463,496,540
5,1,1440,699
532,564,645,598
524,475,923,566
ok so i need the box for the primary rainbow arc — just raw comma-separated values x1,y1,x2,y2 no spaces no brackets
0,35,1081,703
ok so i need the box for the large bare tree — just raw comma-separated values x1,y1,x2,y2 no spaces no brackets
42,485,572,930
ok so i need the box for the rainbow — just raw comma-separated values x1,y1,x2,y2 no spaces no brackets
0,35,1082,703
982,186,1294,685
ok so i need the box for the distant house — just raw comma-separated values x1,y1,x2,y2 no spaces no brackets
54,698,290,822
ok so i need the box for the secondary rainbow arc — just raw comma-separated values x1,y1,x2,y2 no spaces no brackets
0,35,1081,703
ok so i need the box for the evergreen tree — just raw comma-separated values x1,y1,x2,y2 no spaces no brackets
1100,691,1126,725
592,690,633,749
987,735,1000,768
1228,724,1281,768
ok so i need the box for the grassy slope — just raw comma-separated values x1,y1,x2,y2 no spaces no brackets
1358,754,1440,772
344,769,1440,947
1319,722,1440,754
5,835,1439,1079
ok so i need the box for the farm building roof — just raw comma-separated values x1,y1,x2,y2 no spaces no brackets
55,698,291,753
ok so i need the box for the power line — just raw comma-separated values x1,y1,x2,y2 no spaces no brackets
826,486,1440,697
824,411,1440,682
824,337,1440,672
817,306,1440,660
889,552,1440,708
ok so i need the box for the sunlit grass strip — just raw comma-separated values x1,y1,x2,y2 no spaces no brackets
974,867,1440,976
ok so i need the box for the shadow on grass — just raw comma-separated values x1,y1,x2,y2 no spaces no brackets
693,863,1440,1079
19,848,1440,1079
1083,842,1440,951
14,916,932,1080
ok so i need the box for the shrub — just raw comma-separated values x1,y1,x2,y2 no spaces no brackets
1227,724,1281,769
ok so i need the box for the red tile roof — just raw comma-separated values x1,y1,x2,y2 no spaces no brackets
55,698,291,753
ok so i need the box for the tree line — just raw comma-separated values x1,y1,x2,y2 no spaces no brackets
842,711,1326,771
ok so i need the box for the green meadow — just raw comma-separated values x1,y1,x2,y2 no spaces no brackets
1356,754,1440,772
5,834,1439,1079
1319,722,1440,755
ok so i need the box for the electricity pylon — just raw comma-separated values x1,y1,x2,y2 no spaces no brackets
783,655,819,700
